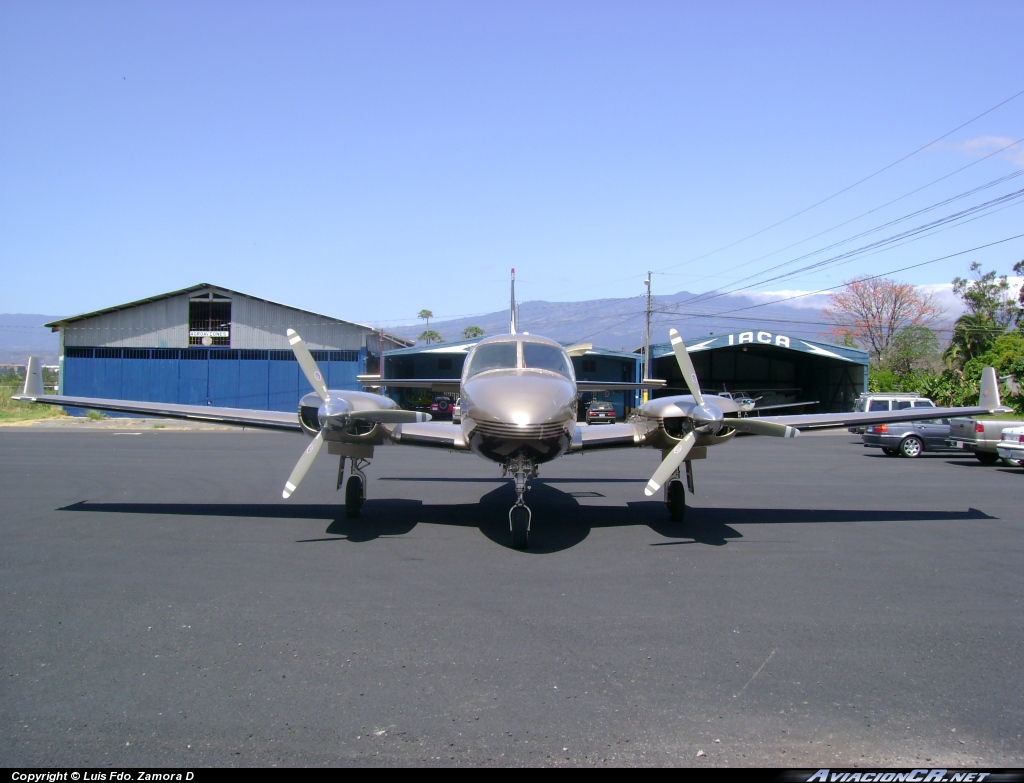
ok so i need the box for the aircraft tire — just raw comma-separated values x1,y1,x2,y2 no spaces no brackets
510,506,530,550
975,452,999,465
667,481,686,522
345,475,364,518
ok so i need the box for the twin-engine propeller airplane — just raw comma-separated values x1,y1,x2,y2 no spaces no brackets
15,273,1006,549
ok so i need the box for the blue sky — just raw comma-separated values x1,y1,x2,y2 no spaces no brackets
2,1,1022,329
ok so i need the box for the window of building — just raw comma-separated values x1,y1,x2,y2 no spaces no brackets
189,294,231,346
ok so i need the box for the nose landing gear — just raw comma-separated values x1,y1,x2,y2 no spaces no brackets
504,455,538,549
337,456,369,518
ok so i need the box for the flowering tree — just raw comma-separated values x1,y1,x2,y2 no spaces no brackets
820,277,944,365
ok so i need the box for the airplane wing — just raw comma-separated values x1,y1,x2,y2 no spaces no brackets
578,421,648,450
576,380,666,392
753,403,1003,431
356,376,460,393
749,400,819,413
393,421,471,450
12,390,302,431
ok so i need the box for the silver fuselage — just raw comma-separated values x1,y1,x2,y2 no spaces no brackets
459,334,578,464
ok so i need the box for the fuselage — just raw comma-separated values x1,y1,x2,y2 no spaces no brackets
458,334,578,464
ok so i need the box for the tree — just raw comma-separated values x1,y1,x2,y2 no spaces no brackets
885,324,941,376
944,262,1023,368
417,309,434,331
462,326,485,339
418,330,443,344
952,262,1021,330
820,277,944,365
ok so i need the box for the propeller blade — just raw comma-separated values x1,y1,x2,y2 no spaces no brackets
724,418,799,438
644,431,696,496
350,409,433,424
287,328,329,402
669,329,703,406
282,430,325,499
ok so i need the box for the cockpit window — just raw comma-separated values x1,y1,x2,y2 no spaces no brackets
522,343,573,379
465,343,518,377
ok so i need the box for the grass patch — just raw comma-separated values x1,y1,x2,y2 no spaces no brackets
85,409,106,421
0,384,67,424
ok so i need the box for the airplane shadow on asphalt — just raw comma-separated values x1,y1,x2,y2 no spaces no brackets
58,478,996,554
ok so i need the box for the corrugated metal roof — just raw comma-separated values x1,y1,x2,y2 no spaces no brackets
44,283,413,347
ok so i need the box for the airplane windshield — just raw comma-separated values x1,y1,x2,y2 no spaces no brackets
466,343,518,377
522,343,573,379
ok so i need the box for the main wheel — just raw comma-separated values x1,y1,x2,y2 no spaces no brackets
882,447,898,456
667,480,686,522
975,451,999,465
510,506,530,550
899,436,923,458
345,475,364,518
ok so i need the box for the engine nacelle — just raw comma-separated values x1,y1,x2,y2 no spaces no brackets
298,392,322,437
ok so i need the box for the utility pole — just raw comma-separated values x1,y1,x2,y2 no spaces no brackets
643,271,652,402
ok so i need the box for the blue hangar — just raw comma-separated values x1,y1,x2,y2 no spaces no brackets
46,284,412,415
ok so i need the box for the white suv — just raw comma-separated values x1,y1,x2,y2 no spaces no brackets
848,393,936,434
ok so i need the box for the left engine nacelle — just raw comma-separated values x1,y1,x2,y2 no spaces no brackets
298,392,322,436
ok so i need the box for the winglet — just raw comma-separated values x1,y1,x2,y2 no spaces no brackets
22,357,44,397
980,366,1009,413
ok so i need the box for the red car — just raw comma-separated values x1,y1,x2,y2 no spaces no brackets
429,396,456,420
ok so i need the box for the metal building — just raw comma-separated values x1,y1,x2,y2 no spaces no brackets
47,284,412,414
381,339,644,417
648,328,869,413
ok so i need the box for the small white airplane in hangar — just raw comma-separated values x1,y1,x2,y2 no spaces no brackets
15,272,1006,549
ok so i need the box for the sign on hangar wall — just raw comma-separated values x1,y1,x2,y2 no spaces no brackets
675,330,868,364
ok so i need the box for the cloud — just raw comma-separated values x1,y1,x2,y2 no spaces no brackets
726,289,832,310
943,136,1024,168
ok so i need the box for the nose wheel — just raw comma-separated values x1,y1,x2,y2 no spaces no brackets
504,455,537,550
338,456,368,518
510,505,531,550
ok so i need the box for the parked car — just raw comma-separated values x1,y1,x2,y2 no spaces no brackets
452,397,463,425
996,426,1024,467
948,416,1024,465
585,401,617,425
429,395,456,420
862,417,957,458
848,393,936,434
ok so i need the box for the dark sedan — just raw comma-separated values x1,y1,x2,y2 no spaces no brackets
585,401,617,425
862,418,957,458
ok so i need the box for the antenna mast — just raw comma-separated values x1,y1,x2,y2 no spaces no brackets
510,268,518,335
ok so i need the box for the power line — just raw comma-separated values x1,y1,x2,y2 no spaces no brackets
654,86,1024,275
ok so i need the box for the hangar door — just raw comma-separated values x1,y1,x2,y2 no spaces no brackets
651,331,867,413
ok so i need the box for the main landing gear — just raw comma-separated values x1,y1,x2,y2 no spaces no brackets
665,459,695,523
504,455,538,550
337,456,369,518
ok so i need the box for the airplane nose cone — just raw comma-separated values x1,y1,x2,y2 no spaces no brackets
464,374,576,426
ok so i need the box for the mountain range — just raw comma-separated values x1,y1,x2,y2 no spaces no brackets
0,292,837,367
0,315,61,365
389,291,835,351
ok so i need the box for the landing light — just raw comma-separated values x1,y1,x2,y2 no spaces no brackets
511,411,530,427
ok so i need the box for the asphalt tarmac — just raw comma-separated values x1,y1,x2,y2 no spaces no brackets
2,426,1022,767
